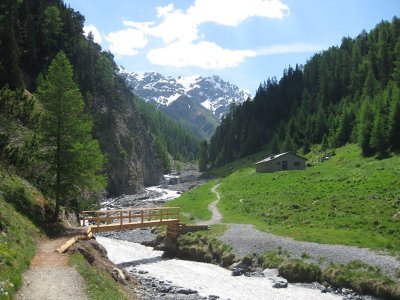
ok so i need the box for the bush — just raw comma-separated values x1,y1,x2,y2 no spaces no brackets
278,259,321,282
176,232,234,264
259,249,288,269
322,260,400,299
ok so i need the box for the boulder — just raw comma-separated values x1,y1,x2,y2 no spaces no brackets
270,277,288,288
175,287,198,294
262,268,279,278
112,267,126,285
231,268,246,276
230,260,250,271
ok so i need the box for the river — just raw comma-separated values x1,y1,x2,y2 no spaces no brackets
95,169,341,299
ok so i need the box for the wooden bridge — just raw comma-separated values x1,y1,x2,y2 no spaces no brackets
81,207,208,238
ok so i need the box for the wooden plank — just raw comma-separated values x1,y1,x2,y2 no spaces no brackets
90,219,180,233
82,206,180,214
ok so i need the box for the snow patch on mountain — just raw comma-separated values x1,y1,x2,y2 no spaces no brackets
119,67,251,119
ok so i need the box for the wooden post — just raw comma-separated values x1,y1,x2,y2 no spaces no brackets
120,211,123,226
129,210,132,223
160,208,163,222
141,210,144,224
96,211,99,230
106,211,110,224
82,212,85,227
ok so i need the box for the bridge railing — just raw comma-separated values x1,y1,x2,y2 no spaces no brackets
81,207,180,228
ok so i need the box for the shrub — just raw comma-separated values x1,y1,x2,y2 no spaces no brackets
322,260,400,299
259,250,288,269
278,259,321,282
176,232,234,265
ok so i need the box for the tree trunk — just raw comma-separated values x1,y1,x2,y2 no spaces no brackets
52,119,61,222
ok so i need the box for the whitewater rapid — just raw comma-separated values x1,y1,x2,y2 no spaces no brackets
97,236,340,300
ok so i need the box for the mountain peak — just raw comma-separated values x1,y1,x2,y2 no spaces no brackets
120,69,251,120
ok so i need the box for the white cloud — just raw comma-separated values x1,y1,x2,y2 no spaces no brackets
147,0,289,43
147,41,255,69
83,24,102,44
188,0,289,26
106,0,293,69
255,43,323,55
156,3,175,17
105,28,148,56
149,9,198,44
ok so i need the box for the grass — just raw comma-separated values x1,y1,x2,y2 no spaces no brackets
258,248,290,269
322,260,400,299
172,144,400,252
176,226,234,267
165,179,219,223
217,144,400,252
69,253,128,300
0,169,42,299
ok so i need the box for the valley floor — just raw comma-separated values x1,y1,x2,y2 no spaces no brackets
221,223,400,278
207,183,400,278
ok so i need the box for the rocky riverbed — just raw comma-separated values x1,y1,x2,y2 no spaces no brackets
101,164,206,210
95,167,382,300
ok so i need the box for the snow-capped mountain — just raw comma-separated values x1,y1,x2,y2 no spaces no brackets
119,68,251,120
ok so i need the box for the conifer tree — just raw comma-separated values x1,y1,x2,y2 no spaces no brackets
387,83,400,151
358,98,375,156
321,133,329,154
198,140,209,172
38,52,105,221
370,113,389,155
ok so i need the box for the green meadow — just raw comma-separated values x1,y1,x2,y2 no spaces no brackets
168,145,400,252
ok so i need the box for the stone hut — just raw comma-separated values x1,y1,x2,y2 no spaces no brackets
255,152,306,173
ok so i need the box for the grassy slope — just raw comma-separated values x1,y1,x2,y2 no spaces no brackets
0,169,41,299
171,145,400,252
0,168,129,300
166,179,219,223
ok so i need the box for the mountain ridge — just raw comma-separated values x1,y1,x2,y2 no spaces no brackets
120,68,251,139
120,67,251,120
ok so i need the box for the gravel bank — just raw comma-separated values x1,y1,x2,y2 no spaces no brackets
220,223,400,278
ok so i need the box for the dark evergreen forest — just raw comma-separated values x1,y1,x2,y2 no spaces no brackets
0,0,199,174
206,18,400,167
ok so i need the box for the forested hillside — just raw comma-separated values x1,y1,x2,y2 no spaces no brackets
134,97,199,173
0,0,199,200
207,18,400,167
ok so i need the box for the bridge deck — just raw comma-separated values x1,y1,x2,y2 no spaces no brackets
90,218,180,233
82,207,181,234
81,206,208,237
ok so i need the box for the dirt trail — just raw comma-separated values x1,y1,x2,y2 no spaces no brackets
16,238,88,300
201,183,400,278
197,183,222,225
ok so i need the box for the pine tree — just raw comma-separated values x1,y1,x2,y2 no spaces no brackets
38,52,105,221
335,108,354,147
283,133,296,153
198,140,208,172
370,113,389,155
358,98,375,156
154,136,171,174
387,83,400,151
321,133,329,154
269,135,280,154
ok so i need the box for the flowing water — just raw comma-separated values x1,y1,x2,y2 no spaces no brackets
97,236,341,300
95,173,341,299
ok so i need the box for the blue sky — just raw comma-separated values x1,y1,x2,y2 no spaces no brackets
65,0,399,94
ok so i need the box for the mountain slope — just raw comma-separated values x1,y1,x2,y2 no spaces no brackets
161,96,220,140
120,69,250,138
0,0,164,197
207,18,400,167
